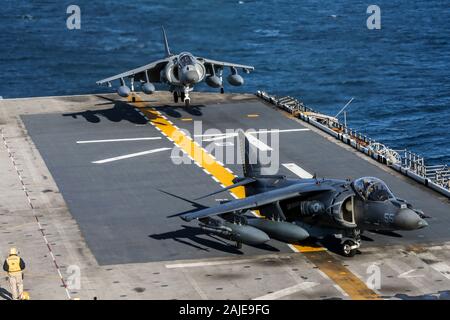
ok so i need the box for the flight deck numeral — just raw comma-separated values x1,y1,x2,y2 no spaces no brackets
67,265,81,290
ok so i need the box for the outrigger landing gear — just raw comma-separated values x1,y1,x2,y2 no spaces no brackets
173,91,178,103
235,241,242,249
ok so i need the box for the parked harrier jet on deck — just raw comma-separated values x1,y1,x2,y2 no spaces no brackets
180,131,429,257
96,27,254,106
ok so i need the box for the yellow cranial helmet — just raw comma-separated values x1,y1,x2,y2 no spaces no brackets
9,247,18,255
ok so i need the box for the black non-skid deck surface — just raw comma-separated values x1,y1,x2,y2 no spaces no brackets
22,99,450,265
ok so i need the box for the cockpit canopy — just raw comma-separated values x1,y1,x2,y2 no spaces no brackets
178,52,195,67
352,177,395,201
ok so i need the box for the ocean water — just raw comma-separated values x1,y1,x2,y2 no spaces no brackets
1,0,449,165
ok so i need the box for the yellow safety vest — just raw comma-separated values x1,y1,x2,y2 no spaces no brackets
6,255,22,274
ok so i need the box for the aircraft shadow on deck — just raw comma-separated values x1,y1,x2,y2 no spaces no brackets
61,94,165,124
61,95,205,124
62,100,148,125
149,225,243,254
368,230,403,238
153,104,205,118
387,290,450,300
149,225,280,255
151,189,280,254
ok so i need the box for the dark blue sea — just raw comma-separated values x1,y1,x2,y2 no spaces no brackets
1,0,449,165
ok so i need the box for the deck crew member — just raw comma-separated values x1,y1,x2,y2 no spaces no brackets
3,248,26,300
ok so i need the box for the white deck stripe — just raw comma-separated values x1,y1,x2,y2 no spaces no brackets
414,252,450,280
253,282,319,300
244,132,272,151
77,137,161,144
92,147,171,164
166,256,285,269
282,163,314,179
199,129,309,151
195,128,310,138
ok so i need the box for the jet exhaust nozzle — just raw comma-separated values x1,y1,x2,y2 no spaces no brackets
117,85,131,98
247,219,309,243
206,75,223,88
142,82,155,94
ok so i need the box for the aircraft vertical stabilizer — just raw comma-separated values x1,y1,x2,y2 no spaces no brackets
238,130,261,178
161,26,171,57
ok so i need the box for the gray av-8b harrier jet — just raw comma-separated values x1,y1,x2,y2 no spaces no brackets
180,131,429,257
96,27,254,106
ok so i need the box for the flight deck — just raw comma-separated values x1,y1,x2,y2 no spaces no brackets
0,92,449,300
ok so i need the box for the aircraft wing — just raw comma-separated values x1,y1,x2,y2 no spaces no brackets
96,58,170,86
181,183,333,222
198,57,254,72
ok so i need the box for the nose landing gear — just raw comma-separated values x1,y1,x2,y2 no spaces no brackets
172,86,192,107
339,229,361,257
341,240,359,257
329,229,361,257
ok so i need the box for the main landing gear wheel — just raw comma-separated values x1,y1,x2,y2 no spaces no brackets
180,92,185,102
220,87,224,94
341,240,357,257
173,92,178,103
184,98,190,107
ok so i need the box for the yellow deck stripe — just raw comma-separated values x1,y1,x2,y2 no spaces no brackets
293,244,326,252
128,94,380,300
304,251,381,300
130,95,245,198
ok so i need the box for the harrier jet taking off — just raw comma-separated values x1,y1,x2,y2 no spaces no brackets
96,27,254,106
180,131,429,257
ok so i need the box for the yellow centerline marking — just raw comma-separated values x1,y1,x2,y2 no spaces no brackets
131,95,245,199
293,244,326,252
247,114,259,118
128,93,380,300
181,118,193,121
305,251,381,300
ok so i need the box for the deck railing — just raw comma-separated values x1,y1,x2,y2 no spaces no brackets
256,90,450,198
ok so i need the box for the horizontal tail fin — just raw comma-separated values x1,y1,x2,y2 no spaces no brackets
195,177,256,200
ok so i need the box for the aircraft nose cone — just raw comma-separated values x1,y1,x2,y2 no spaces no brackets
417,219,429,229
182,68,199,84
395,209,429,230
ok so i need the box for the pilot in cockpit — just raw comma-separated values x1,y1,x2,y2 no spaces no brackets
353,177,395,202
